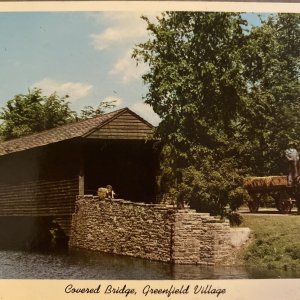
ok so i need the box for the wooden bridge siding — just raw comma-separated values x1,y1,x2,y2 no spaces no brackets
87,111,153,140
0,178,78,236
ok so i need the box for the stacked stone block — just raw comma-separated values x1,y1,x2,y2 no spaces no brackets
69,196,232,265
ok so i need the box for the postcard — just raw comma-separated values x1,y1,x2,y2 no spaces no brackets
0,1,299,299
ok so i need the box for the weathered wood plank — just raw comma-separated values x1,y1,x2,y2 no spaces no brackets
85,109,153,140
89,132,153,138
99,128,151,133
87,135,152,140
0,178,78,218
93,129,153,134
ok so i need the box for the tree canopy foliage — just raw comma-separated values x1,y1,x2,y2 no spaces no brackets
0,88,76,140
133,12,300,215
0,88,115,140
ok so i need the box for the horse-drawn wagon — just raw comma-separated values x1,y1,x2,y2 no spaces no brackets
243,148,300,214
244,176,297,213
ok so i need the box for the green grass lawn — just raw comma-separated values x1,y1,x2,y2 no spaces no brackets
240,214,300,270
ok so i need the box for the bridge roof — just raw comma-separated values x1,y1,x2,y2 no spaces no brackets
0,107,154,157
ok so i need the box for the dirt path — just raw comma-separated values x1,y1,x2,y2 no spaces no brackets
238,207,299,217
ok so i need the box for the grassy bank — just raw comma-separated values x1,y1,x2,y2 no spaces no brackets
239,214,300,270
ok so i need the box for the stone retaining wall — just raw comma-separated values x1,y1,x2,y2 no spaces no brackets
69,196,233,265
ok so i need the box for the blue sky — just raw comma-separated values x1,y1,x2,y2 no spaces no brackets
0,12,265,125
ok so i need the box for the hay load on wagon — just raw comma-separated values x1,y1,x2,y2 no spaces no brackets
243,148,300,214
244,176,288,189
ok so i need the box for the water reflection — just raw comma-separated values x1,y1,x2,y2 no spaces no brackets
0,248,299,279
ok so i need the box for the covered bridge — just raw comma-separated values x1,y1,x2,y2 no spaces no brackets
0,108,158,239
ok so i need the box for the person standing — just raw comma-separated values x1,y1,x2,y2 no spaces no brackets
285,148,299,186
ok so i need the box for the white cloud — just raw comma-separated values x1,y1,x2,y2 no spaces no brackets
90,12,155,50
32,78,93,102
90,12,159,51
89,12,159,84
103,95,123,107
131,102,160,126
109,49,148,83
90,26,144,51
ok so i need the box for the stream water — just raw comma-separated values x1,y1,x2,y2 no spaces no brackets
0,248,299,279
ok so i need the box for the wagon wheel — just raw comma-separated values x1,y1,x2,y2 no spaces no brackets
275,199,293,213
274,190,293,214
247,193,260,213
295,192,300,214
248,201,259,213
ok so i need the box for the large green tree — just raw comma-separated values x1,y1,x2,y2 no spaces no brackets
0,88,76,140
133,12,300,216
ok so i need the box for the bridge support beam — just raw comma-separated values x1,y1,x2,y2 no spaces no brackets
79,156,85,196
